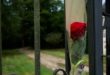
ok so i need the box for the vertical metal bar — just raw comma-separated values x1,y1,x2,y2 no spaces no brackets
65,31,71,75
34,0,40,75
64,0,71,74
0,0,2,74
105,0,110,75
87,0,103,75
105,0,110,14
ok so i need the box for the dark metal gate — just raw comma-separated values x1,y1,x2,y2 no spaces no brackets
34,0,40,75
87,0,103,75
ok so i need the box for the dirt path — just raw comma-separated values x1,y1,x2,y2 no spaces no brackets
19,48,96,75
41,53,65,70
19,48,65,71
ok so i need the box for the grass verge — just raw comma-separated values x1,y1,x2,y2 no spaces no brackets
41,49,65,58
2,49,52,75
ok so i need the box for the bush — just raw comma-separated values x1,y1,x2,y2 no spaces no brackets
45,32,62,44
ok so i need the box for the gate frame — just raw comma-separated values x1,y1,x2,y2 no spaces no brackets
34,0,40,75
87,0,103,75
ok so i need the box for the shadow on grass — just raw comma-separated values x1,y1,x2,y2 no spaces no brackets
2,49,23,57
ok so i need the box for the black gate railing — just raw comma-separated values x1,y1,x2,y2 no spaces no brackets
34,0,40,75
87,0,103,75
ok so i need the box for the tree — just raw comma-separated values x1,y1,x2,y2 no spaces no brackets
40,0,65,48
1,0,65,49
2,0,34,48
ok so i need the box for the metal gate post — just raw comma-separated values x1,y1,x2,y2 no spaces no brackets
87,0,103,75
34,0,40,75
0,0,2,74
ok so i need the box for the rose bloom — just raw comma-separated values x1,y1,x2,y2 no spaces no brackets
70,22,86,41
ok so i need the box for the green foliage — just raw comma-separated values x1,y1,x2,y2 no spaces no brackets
2,0,34,48
45,32,62,45
40,0,65,48
2,0,65,49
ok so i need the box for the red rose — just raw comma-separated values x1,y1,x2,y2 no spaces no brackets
70,22,86,41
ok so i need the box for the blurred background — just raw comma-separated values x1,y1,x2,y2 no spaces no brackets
40,0,65,75
1,0,65,75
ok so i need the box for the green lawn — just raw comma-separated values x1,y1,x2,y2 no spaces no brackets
41,49,65,58
41,65,53,75
2,49,52,75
